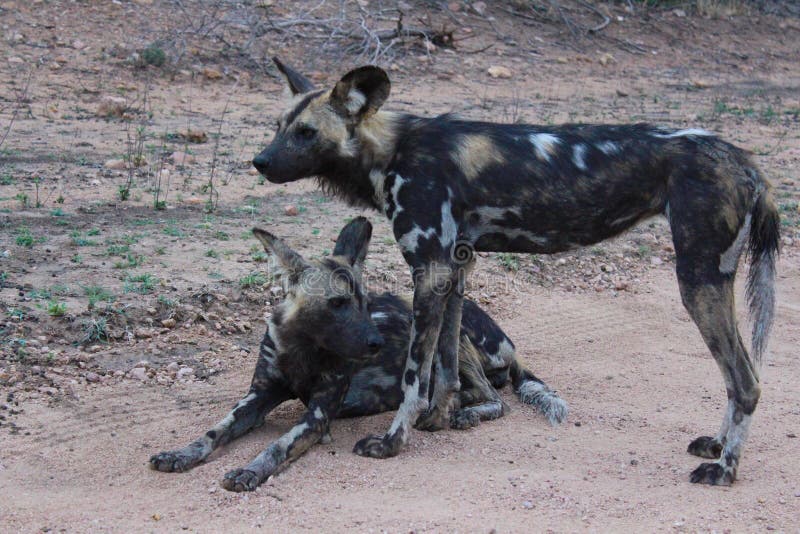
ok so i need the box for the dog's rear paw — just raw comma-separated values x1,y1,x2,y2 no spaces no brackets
687,436,723,459
149,451,198,473
414,408,449,432
221,468,261,492
353,433,401,459
689,462,735,486
449,408,481,430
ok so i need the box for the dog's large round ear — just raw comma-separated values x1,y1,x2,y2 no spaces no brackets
330,66,390,118
252,227,308,282
332,217,373,269
272,56,316,95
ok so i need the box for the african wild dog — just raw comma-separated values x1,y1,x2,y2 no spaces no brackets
149,217,566,492
251,58,780,486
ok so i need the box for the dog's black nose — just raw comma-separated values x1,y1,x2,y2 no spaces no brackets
252,154,270,173
367,336,384,354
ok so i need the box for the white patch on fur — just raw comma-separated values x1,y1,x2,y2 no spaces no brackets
528,133,560,162
596,140,620,155
651,128,713,139
369,168,386,209
345,89,367,115
518,381,568,425
388,173,406,220
719,214,751,274
397,199,457,254
278,421,310,448
664,201,671,223
485,337,515,369
370,311,389,323
572,143,588,171
313,406,324,419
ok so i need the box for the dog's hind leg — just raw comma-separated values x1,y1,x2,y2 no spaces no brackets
677,270,760,486
150,337,291,473
449,341,507,429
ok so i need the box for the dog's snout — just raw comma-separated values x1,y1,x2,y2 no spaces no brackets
252,154,271,173
367,335,384,354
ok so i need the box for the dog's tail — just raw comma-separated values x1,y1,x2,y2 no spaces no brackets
746,184,780,366
510,358,568,425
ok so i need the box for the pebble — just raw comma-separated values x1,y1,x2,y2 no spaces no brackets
650,257,663,266
166,362,180,373
161,318,176,328
129,367,148,381
487,65,512,79
85,372,101,383
177,367,194,380
284,205,299,216
522,500,534,510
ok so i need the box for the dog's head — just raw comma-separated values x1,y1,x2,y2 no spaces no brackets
252,57,390,183
252,216,384,359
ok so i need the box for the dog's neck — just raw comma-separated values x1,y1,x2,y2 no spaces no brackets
317,111,415,211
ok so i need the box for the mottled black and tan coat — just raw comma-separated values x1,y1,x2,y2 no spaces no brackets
250,58,780,486
150,218,565,491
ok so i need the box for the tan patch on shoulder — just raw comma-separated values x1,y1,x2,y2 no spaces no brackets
453,134,506,181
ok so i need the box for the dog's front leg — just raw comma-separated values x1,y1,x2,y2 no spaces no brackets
150,344,291,473
353,264,450,458
221,374,349,492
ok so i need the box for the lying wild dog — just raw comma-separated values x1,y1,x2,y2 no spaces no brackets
150,217,566,492
250,58,780,486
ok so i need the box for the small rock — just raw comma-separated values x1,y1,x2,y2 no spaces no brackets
129,367,148,381
782,237,793,247
104,159,127,170
166,362,180,373
38,386,58,395
471,1,487,15
177,367,194,380
177,128,208,143
284,205,299,216
85,372,101,383
599,53,614,66
135,328,153,339
7,56,24,65
97,96,127,118
202,67,222,80
522,500,534,510
89,345,103,353
487,65,512,79
673,8,686,17
650,257,663,266
614,281,628,291
616,89,629,97
161,318,176,328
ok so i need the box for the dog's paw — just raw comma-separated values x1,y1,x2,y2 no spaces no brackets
221,468,261,492
687,436,723,459
414,408,449,432
149,450,198,473
449,408,481,430
353,434,401,459
689,462,735,486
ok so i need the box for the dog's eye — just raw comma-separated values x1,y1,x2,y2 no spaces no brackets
296,126,317,140
328,296,350,309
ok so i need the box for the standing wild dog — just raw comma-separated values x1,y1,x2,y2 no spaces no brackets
150,217,566,492
252,58,780,485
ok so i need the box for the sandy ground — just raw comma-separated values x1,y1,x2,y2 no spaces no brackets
1,1,800,532
2,261,799,532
